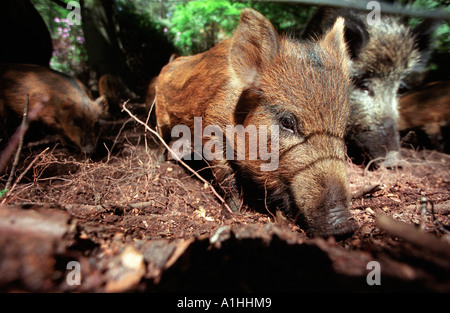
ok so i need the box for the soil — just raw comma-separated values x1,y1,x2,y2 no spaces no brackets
0,103,449,293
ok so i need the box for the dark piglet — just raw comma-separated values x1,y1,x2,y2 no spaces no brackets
98,73,137,116
399,80,450,153
0,63,103,153
302,7,438,168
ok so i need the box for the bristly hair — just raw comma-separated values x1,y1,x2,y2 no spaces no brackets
351,17,421,81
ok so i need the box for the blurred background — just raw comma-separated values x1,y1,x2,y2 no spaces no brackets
0,0,447,99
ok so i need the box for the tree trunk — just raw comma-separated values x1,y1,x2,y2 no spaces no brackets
0,0,53,66
80,0,136,93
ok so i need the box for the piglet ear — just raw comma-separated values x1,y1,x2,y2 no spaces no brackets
321,17,350,65
412,18,440,64
340,13,369,59
302,8,368,60
229,8,280,87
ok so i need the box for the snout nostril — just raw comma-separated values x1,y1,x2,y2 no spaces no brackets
329,205,346,213
328,206,350,228
382,150,404,169
306,206,357,238
320,206,357,237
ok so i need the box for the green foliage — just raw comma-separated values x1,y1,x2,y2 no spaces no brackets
50,16,88,75
30,0,67,34
31,0,88,75
29,0,448,76
168,1,246,55
167,0,314,55
247,1,314,34
409,0,450,53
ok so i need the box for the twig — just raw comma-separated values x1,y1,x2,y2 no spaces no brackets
5,95,30,190
1,147,50,204
264,178,275,220
107,116,133,162
144,95,159,151
121,103,236,218
363,156,385,176
433,201,450,216
0,96,44,174
375,214,450,259
24,135,60,149
418,197,428,231
429,200,450,235
352,184,384,199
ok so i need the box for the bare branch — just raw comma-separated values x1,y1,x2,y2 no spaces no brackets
376,214,450,259
0,96,43,175
5,95,30,190
2,147,50,204
352,184,384,199
429,200,450,235
121,102,236,219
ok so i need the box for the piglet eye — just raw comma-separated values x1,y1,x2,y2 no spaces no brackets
398,81,410,95
280,114,296,134
73,117,83,127
356,80,372,95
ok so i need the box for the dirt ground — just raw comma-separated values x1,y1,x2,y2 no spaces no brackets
0,104,449,292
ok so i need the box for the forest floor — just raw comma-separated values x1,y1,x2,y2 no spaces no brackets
0,103,449,292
